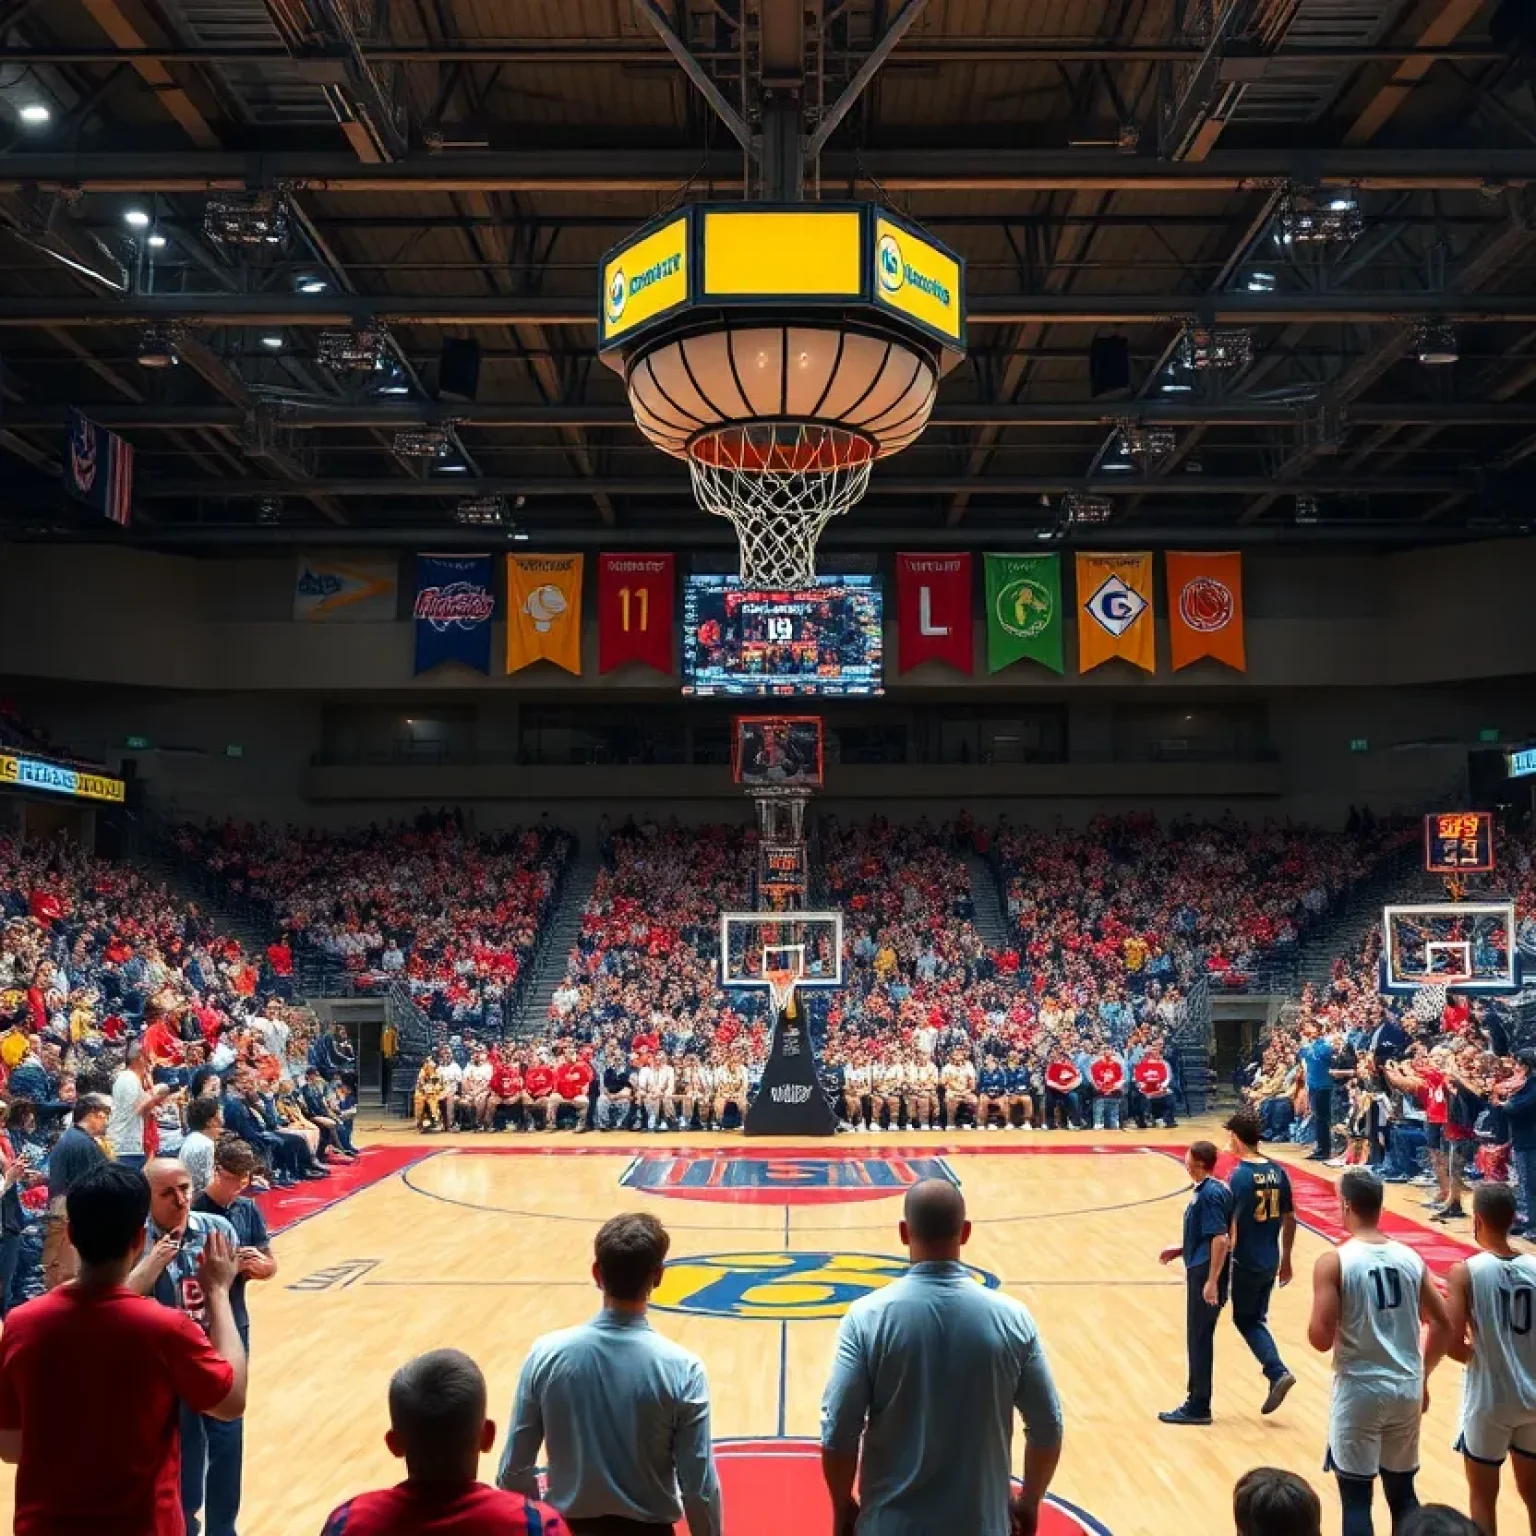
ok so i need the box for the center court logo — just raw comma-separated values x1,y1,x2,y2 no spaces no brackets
995,576,1054,640
650,1251,998,1321
1084,574,1146,637
620,1153,959,1205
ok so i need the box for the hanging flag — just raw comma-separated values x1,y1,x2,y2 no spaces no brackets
294,552,398,622
896,553,972,674
65,409,134,526
1167,551,1246,671
983,553,1063,674
507,553,584,675
413,554,494,675
1076,551,1155,673
598,553,675,674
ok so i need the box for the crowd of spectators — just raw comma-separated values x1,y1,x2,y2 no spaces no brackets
0,700,103,771
175,812,573,1032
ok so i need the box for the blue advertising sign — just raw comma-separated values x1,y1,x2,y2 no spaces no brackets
413,554,494,674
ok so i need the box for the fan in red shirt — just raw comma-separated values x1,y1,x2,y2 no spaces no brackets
1088,1047,1127,1131
0,1163,247,1536
321,1348,567,1536
1132,1046,1176,1129
553,1051,594,1133
491,1055,524,1129
1042,1051,1082,1131
523,1060,555,1132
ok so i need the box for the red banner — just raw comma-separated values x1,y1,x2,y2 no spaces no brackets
598,553,675,674
896,552,973,674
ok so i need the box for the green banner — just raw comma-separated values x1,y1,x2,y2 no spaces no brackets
985,553,1064,674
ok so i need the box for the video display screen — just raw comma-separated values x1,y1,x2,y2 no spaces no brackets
682,575,884,697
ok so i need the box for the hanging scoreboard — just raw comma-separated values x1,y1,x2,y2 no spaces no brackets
1423,811,1495,874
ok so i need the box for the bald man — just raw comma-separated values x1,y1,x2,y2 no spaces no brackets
821,1179,1064,1536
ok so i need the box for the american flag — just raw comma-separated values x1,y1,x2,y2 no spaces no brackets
65,409,134,526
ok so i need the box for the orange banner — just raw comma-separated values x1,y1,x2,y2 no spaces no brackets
1075,552,1155,673
1166,551,1246,672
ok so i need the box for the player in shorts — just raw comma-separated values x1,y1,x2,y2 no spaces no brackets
908,1051,939,1131
941,1048,977,1131
1446,1182,1536,1535
1308,1169,1452,1536
873,1051,904,1133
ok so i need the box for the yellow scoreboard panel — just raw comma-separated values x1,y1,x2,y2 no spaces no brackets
701,209,864,299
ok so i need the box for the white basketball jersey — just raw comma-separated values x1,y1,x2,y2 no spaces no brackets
1335,1238,1426,1387
1463,1251,1536,1419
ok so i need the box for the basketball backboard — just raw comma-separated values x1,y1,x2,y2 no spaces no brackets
1381,901,1519,994
720,910,843,1003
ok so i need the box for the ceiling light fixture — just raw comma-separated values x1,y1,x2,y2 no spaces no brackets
260,334,284,350
1063,491,1114,525
1182,324,1253,371
1415,320,1458,366
137,325,177,369
319,327,387,373
298,277,328,294
393,427,452,460
1279,186,1363,246
146,234,168,249
124,209,151,229
204,187,291,248
455,495,508,526
18,104,50,125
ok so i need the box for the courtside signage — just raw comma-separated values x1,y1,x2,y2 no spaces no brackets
873,215,964,345
600,213,690,346
0,753,125,804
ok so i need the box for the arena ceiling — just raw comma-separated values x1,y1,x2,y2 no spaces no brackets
1,0,1535,549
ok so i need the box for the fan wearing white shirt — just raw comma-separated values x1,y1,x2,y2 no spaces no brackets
434,1046,465,1133
639,1056,676,1133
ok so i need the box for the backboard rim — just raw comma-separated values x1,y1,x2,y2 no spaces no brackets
719,908,844,989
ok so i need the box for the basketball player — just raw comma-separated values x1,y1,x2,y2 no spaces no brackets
909,1048,939,1132
1308,1169,1452,1536
846,1047,875,1133
874,1049,904,1133
1445,1182,1536,1535
1005,1049,1034,1130
674,1051,704,1133
941,1048,978,1131
639,1052,676,1133
1225,1107,1299,1415
977,1055,1009,1132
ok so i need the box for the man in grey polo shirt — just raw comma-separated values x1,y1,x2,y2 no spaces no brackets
499,1212,722,1536
821,1179,1065,1535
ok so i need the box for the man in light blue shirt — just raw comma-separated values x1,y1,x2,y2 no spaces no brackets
499,1212,722,1536
821,1180,1064,1535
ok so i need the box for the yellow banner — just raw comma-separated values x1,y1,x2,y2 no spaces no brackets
601,214,689,346
506,554,583,675
874,216,962,343
702,209,863,298
0,753,125,804
1075,552,1156,674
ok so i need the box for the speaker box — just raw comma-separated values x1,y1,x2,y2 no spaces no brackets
1089,335,1131,398
439,337,481,401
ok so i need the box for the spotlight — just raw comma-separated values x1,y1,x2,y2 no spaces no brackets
437,461,469,474
1118,422,1177,462
137,325,177,368
260,335,284,351
512,527,530,541
1415,320,1459,366
1182,325,1253,371
1279,187,1363,245
1100,456,1134,473
203,188,291,248
1063,491,1114,525
1246,271,1276,292
146,234,168,249
297,277,329,294
18,104,50,125
319,327,387,373
455,495,508,526
393,427,452,459
124,209,151,229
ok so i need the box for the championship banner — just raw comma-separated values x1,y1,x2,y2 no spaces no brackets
65,409,134,526
896,553,972,674
983,553,1063,674
1167,551,1246,672
598,553,674,674
293,552,398,622
412,554,494,675
1075,552,1155,674
506,554,584,675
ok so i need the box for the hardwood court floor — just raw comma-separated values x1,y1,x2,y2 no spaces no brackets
1,1122,1526,1536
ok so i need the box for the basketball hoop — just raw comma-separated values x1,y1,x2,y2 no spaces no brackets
765,967,799,1020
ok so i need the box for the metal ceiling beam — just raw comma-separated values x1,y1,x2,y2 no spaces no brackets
6,292,1536,326
633,0,754,153
807,0,928,159
0,45,1510,65
17,401,1536,429
5,148,1536,193
1345,0,1488,146
138,473,1474,499
77,0,221,150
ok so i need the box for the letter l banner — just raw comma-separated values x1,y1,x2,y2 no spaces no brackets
895,552,972,674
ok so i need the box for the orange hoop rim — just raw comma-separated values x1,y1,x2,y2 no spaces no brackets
688,422,877,475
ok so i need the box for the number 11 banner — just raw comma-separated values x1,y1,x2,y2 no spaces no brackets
598,553,675,674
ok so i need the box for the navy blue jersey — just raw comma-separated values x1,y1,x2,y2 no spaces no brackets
1182,1176,1232,1269
1005,1065,1033,1094
978,1066,1007,1096
1227,1158,1293,1274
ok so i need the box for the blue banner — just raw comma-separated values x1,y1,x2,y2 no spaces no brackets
66,409,134,525
413,554,494,674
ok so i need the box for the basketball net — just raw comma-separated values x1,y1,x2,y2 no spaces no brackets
766,968,799,1021
688,422,875,589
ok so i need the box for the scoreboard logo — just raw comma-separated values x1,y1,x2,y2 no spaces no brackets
1084,573,1146,637
606,267,627,324
651,1251,999,1321
878,232,904,294
621,1152,958,1205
